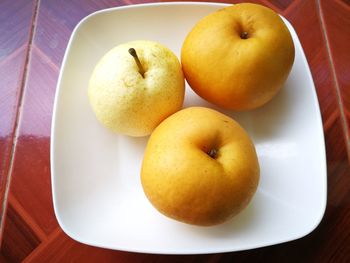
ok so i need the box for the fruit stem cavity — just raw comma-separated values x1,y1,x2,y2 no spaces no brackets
128,48,145,78
208,149,218,159
240,31,249,39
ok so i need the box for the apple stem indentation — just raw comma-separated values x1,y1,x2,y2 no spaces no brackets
208,149,218,159
240,31,249,39
128,48,145,78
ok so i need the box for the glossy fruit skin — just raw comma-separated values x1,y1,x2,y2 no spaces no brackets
181,3,295,110
88,40,184,137
141,107,260,226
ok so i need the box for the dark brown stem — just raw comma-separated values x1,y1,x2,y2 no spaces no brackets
128,48,145,77
240,31,249,39
208,149,217,159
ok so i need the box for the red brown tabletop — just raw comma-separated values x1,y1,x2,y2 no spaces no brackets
0,0,349,262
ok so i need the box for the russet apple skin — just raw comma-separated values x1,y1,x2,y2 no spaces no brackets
181,3,295,110
141,107,260,226
88,40,184,137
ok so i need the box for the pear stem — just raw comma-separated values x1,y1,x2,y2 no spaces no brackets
128,48,145,78
208,149,217,159
240,31,249,39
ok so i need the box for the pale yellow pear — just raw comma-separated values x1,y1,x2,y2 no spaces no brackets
89,40,185,137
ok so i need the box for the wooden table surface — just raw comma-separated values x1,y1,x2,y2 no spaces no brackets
0,0,349,262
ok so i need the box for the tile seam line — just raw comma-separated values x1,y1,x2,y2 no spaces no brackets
22,228,62,263
284,0,303,15
0,0,41,246
316,0,350,161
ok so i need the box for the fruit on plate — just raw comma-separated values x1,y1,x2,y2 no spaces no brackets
88,40,185,137
141,107,260,226
181,3,295,110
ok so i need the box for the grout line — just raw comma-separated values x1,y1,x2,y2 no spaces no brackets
0,44,27,67
0,0,41,246
260,0,283,13
122,0,132,5
316,0,350,161
335,0,350,11
284,0,303,15
22,228,62,263
32,45,59,72
324,109,340,132
8,193,48,242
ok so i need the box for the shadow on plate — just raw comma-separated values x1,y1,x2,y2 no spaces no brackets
177,198,259,238
184,80,294,142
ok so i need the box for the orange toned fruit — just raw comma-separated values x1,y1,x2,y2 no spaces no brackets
181,3,295,110
141,107,260,226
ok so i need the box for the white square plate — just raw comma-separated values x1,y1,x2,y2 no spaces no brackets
51,2,327,254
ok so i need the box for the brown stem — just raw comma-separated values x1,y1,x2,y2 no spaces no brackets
240,31,249,39
128,48,145,77
208,149,217,159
